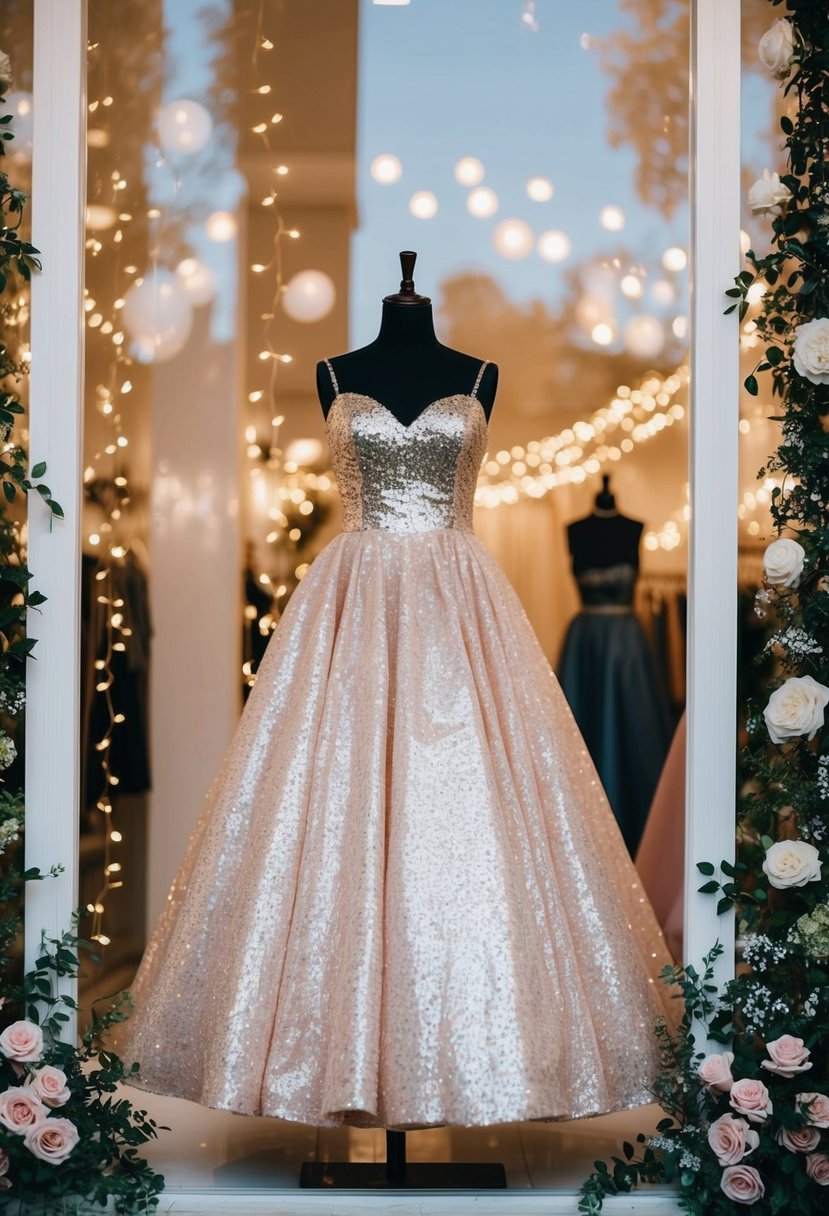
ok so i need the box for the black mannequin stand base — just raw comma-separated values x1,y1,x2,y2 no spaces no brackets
299,1129,507,1189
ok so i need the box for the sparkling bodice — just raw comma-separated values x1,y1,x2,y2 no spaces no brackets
575,561,638,609
323,362,490,535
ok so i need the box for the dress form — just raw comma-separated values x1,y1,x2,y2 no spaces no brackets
566,476,644,576
316,251,498,427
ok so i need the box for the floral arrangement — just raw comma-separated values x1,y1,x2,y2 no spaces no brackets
580,4,829,1213
0,61,165,1213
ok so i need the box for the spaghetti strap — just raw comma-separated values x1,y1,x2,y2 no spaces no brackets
471,359,489,398
323,358,339,394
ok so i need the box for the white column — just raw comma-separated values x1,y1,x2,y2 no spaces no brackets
685,0,740,993
25,0,88,1039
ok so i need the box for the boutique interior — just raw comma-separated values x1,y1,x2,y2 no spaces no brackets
4,0,782,1202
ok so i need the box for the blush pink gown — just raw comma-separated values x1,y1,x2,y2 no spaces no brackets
109,358,676,1129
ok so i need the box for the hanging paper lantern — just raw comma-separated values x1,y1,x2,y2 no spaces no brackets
370,154,402,184
175,258,217,306
122,269,193,364
157,99,213,156
454,157,485,187
493,219,534,260
467,187,498,218
282,270,336,324
537,230,570,262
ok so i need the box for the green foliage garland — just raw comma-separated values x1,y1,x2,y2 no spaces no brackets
581,4,829,1213
0,63,164,1214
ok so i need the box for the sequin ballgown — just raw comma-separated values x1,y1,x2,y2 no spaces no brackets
109,358,676,1130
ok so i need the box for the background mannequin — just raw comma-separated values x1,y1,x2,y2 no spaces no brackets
558,476,672,855
316,251,498,425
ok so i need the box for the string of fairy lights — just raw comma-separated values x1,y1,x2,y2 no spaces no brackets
82,62,144,947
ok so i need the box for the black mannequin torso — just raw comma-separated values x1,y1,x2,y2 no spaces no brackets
567,513,644,575
317,302,498,427
316,252,498,427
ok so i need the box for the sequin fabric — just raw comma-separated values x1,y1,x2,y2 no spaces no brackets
107,361,678,1129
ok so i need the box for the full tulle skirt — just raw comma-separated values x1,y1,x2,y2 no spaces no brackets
108,528,676,1128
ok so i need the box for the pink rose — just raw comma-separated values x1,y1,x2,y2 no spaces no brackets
721,1164,765,1204
761,1034,812,1078
23,1116,79,1165
0,1020,43,1064
25,1065,70,1109
778,1125,821,1153
730,1078,773,1123
797,1092,829,1129
698,1051,735,1092
0,1086,47,1133
806,1153,829,1185
707,1114,759,1166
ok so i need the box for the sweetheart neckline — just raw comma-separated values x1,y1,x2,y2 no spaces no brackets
325,391,488,433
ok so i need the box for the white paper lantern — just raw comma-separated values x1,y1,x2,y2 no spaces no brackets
205,210,237,242
409,191,438,219
157,99,213,156
493,219,534,260
661,245,687,272
454,157,484,187
599,205,625,231
5,92,33,161
175,258,217,306
537,229,571,262
624,314,665,359
526,176,554,202
467,187,498,218
123,269,193,364
282,270,336,323
371,154,402,184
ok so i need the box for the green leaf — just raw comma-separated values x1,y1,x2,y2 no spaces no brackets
30,460,46,478
744,374,758,396
698,880,720,894
696,861,716,876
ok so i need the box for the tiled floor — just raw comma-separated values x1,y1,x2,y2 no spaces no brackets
119,1084,682,1214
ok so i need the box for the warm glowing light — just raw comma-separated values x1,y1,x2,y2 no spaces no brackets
537,230,571,262
599,205,625,231
282,270,337,323
175,258,217,306
672,315,688,339
661,246,687,272
592,322,616,346
624,314,665,359
157,99,213,155
526,176,554,202
409,191,438,219
493,219,534,260
371,154,402,184
454,157,485,187
466,187,498,218
740,229,752,256
205,210,237,242
620,274,642,299
651,279,675,305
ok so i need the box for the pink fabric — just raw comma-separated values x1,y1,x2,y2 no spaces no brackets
636,712,686,959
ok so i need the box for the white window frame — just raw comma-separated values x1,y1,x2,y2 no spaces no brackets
24,0,740,1206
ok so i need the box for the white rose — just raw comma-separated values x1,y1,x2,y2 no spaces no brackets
762,840,822,890
793,317,829,386
0,51,12,95
758,18,796,78
747,169,792,214
0,1020,43,1063
763,538,805,588
763,675,829,744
